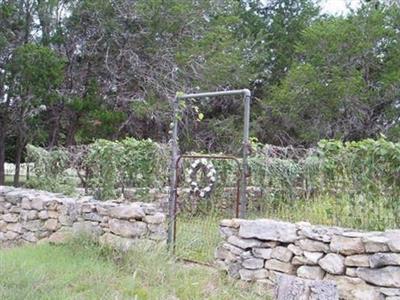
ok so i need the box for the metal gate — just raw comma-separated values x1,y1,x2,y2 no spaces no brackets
172,154,242,263
167,89,251,262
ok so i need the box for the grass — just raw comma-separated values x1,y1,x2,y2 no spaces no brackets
0,238,267,300
175,214,222,263
258,193,400,231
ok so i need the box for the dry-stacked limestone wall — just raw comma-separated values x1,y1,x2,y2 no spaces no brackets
0,186,166,249
216,218,400,300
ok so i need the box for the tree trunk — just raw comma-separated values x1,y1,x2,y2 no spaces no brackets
13,134,24,187
48,111,61,149
0,122,5,185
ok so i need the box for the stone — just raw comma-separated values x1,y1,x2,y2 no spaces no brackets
288,244,303,256
261,241,279,248
23,220,42,231
292,256,310,266
143,213,165,224
0,220,7,232
109,205,145,220
296,239,329,253
59,214,74,226
5,191,22,204
325,275,383,300
357,266,400,288
44,219,59,231
6,223,23,233
319,253,345,275
363,235,390,253
21,210,38,221
2,213,18,223
48,229,73,244
386,232,400,252
304,251,324,264
271,246,293,262
5,231,18,240
109,219,147,238
297,265,325,280
298,225,336,243
38,211,49,220
228,262,242,279
215,245,238,262
239,219,297,243
72,221,103,237
330,235,365,255
48,210,59,219
99,232,136,251
380,288,400,297
219,226,237,238
83,213,102,222
265,259,295,274
344,255,370,267
22,232,38,243
220,219,241,228
369,253,400,268
9,206,21,213
345,268,357,277
227,235,263,249
223,242,245,256
275,274,339,300
252,247,272,259
242,258,264,269
239,269,269,281
31,197,44,210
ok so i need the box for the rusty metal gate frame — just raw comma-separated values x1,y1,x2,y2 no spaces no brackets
168,89,251,249
172,154,242,254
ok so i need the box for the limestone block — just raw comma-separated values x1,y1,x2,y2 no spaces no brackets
369,253,400,268
252,247,272,259
239,269,269,281
227,235,263,249
242,258,264,269
265,259,295,274
297,239,329,253
239,219,297,243
319,253,345,275
297,265,325,280
271,246,294,262
109,219,147,238
363,235,390,253
325,274,383,300
275,274,338,300
108,205,145,220
357,266,400,288
330,235,365,255
344,255,370,267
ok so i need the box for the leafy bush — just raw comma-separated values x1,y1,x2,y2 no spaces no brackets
25,145,76,195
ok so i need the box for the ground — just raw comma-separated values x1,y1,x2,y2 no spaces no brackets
0,238,267,300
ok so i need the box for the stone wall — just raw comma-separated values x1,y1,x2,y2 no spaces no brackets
216,218,400,300
0,186,166,250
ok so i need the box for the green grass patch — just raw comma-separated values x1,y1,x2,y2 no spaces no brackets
0,238,265,300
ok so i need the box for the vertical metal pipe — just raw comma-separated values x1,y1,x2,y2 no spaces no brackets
240,89,251,218
167,95,179,249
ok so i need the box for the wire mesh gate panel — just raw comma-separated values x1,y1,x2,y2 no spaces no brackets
168,89,251,258
172,155,241,263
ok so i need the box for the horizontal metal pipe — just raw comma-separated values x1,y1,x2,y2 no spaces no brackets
177,89,250,99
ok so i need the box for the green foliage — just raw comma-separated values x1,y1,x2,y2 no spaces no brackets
25,145,76,195
7,43,65,102
82,138,169,200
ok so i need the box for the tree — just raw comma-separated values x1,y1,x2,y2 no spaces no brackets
268,3,400,145
5,43,65,185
